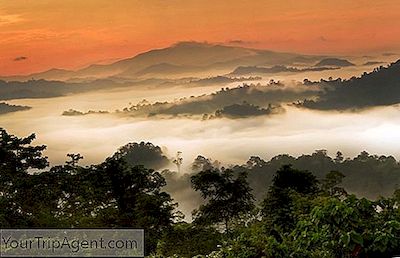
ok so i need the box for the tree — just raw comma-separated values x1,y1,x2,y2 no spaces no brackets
334,151,344,163
42,155,179,254
113,142,170,170
172,151,183,172
0,128,49,227
289,195,400,257
321,170,347,197
0,129,180,254
191,155,220,172
66,153,83,166
214,193,400,258
191,169,254,233
262,165,319,232
100,157,179,254
157,222,222,257
0,128,48,173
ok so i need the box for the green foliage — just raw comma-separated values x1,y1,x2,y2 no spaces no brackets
0,128,50,227
262,165,318,231
0,129,179,255
113,142,170,170
212,170,400,258
157,223,222,257
1,128,400,257
288,195,400,257
0,128,48,173
191,169,254,232
235,149,400,201
191,155,220,173
321,170,347,197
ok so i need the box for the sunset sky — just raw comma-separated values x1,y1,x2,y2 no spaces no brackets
1,0,399,75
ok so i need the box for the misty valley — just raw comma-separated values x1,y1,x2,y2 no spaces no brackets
1,42,400,257
1,43,400,166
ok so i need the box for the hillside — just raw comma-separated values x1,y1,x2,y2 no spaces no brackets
1,42,324,81
303,60,400,109
0,102,31,115
315,58,355,67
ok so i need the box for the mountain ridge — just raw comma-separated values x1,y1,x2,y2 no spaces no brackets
1,42,325,81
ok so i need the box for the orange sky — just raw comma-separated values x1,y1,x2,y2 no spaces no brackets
1,0,399,75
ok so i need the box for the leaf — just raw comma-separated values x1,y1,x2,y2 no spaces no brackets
350,231,363,246
342,233,350,247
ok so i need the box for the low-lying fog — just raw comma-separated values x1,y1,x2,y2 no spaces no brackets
2,75,400,170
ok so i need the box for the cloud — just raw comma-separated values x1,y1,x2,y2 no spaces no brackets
231,65,339,75
382,52,397,57
13,56,28,62
0,13,24,26
318,36,328,42
116,82,319,118
226,39,259,46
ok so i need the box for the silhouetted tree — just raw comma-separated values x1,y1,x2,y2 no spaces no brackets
191,155,216,172
66,153,83,166
100,157,178,253
191,169,254,233
321,170,347,197
262,165,318,232
113,142,170,170
157,222,222,257
0,128,49,227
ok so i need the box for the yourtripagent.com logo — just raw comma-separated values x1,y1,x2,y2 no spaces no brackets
0,229,144,257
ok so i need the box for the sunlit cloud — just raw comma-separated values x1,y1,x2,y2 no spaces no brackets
13,56,28,61
0,0,399,75
0,13,24,26
225,40,260,46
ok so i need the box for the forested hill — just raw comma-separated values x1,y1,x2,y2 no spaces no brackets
1,128,399,257
303,59,400,110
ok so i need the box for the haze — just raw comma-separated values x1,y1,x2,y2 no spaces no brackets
1,76,400,169
1,0,400,75
1,0,400,173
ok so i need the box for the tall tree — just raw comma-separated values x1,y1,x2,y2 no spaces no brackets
262,165,319,232
113,142,170,170
0,128,49,227
191,169,254,233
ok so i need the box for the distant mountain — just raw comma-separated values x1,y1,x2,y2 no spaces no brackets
1,42,325,81
213,102,278,119
315,58,355,67
302,60,400,110
135,63,198,77
117,42,323,79
1,68,75,82
0,102,31,115
0,78,163,100
231,65,338,75
189,76,261,86
363,61,385,66
291,55,320,64
382,52,398,57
